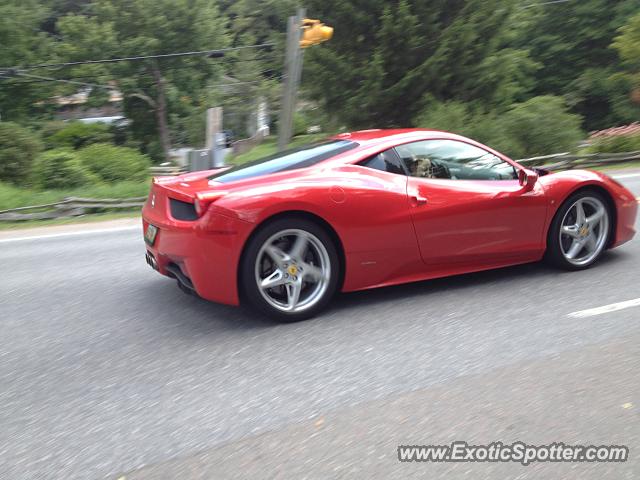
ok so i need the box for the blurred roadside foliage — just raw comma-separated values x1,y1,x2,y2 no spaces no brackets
45,122,113,150
304,0,640,134
0,122,43,185
588,133,640,153
28,142,150,189
76,143,150,183
31,148,97,189
414,95,583,159
1,0,640,173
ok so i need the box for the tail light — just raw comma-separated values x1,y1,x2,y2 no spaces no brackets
194,191,228,216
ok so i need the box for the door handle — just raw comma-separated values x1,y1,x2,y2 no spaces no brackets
410,194,428,206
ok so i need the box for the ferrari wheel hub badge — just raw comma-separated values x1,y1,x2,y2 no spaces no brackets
288,265,298,276
579,226,589,237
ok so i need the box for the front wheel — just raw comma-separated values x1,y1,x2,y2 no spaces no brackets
546,191,611,270
240,218,340,322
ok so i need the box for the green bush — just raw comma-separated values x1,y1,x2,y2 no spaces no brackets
497,96,584,158
47,121,113,150
413,99,503,144
413,95,584,159
293,112,310,136
31,149,97,189
588,133,640,153
77,143,151,183
0,122,43,186
39,121,68,148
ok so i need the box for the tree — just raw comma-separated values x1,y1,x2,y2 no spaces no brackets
0,0,55,122
217,0,297,136
302,0,536,128
55,0,229,160
519,0,640,130
222,0,296,49
614,12,640,69
613,12,640,116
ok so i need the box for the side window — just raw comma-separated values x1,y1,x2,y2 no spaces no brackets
395,140,518,180
360,149,405,175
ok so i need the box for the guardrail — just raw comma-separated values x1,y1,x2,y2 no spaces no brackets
517,151,640,171
149,165,186,176
0,196,146,221
232,129,268,156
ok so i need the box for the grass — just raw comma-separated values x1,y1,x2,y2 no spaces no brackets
0,179,151,211
229,134,327,165
0,180,150,230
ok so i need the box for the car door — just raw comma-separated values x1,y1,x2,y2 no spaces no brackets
338,148,423,291
395,139,548,267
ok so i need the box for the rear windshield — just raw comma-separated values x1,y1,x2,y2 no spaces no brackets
209,140,358,184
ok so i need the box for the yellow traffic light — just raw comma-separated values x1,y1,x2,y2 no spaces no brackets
300,18,333,48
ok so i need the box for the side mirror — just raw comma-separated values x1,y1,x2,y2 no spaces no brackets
518,169,538,192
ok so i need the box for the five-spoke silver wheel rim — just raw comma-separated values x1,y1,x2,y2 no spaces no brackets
559,197,609,267
255,229,331,313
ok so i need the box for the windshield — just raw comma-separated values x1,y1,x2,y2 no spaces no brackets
209,140,358,184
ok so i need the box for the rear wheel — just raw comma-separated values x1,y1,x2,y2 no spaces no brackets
240,218,340,322
546,191,611,270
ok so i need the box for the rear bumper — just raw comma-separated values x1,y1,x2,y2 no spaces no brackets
142,206,254,306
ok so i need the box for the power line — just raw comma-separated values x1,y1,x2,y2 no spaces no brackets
211,76,283,88
1,43,275,72
1,58,280,84
0,55,278,83
9,72,116,90
5,52,277,78
0,41,281,91
521,0,574,8
1,67,280,87
1,73,284,90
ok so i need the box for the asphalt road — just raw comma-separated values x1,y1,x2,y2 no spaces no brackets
1,172,639,480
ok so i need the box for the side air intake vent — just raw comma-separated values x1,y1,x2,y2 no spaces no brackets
169,198,198,221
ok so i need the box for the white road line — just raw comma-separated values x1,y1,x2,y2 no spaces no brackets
0,226,140,243
612,173,640,179
568,298,640,318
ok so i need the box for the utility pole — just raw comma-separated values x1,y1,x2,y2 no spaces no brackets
205,107,225,167
278,8,306,152
278,11,334,151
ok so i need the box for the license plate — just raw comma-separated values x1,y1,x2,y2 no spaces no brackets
144,224,158,246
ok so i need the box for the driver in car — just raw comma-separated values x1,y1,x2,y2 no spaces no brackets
410,154,449,179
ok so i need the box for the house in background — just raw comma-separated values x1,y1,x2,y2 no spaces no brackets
52,83,124,123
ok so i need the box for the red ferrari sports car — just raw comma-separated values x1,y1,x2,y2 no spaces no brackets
142,129,637,321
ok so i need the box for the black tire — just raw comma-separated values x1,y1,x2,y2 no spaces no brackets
239,217,340,322
545,190,611,270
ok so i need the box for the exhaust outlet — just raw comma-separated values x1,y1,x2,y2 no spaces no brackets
145,251,158,270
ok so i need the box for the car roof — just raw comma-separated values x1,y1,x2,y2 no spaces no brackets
330,128,462,145
323,128,518,168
